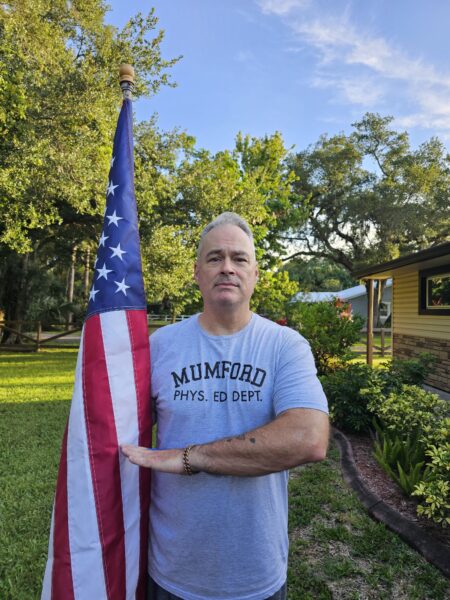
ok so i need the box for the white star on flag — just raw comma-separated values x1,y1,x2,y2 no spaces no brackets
110,155,115,168
89,286,100,302
114,278,130,296
106,180,119,196
106,210,124,227
109,243,127,261
96,263,113,280
99,232,109,247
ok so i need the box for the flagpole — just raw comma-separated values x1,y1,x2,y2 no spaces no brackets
119,63,135,99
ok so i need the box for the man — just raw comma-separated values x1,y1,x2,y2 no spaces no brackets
122,212,329,600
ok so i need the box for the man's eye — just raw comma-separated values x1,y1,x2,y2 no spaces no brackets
208,257,221,262
236,257,248,263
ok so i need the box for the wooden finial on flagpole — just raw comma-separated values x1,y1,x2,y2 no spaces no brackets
119,64,135,99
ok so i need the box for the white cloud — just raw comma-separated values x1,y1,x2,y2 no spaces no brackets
293,17,450,87
396,112,450,137
394,89,450,140
313,74,385,108
416,89,450,117
257,1,450,137
257,0,310,17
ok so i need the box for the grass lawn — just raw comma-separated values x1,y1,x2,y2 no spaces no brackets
288,450,448,599
355,332,392,347
349,355,392,369
1,349,448,599
352,331,392,359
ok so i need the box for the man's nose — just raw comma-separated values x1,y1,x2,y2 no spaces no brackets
221,257,235,273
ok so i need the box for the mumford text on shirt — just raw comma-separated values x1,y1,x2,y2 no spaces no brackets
171,361,267,388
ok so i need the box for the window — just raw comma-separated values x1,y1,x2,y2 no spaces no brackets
419,265,450,315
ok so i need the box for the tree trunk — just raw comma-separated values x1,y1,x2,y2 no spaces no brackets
374,279,387,328
365,278,387,329
1,253,29,344
83,246,91,303
66,245,77,327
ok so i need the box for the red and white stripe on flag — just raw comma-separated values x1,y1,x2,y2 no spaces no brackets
41,309,151,600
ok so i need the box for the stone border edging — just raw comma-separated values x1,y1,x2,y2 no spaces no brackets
332,428,450,579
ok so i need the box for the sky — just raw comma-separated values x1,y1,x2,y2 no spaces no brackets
105,0,450,154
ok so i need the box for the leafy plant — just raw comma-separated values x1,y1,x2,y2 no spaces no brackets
321,353,438,435
372,423,430,496
396,462,429,497
367,384,448,439
321,349,448,526
370,389,450,525
383,353,437,390
412,435,450,526
288,300,364,375
358,354,437,407
413,479,450,527
321,363,382,432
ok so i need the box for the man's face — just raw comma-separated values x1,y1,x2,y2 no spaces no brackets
194,224,259,310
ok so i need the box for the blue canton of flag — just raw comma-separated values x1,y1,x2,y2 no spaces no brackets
88,98,146,316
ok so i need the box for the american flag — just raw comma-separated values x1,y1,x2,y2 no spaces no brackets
41,98,151,600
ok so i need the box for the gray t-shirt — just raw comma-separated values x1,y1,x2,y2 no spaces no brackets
148,313,328,600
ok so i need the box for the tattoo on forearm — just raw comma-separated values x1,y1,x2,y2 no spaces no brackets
225,434,257,444
226,433,246,442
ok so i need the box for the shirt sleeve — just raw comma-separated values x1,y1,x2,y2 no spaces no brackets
273,329,328,416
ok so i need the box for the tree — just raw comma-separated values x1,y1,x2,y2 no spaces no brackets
141,225,200,321
133,131,303,319
0,1,179,334
0,1,304,327
154,131,300,265
283,113,450,324
283,257,357,292
251,270,298,320
0,2,179,251
284,113,450,271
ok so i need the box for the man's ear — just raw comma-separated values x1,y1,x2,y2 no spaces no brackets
194,262,199,282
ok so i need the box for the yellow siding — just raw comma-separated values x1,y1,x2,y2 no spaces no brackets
393,272,450,340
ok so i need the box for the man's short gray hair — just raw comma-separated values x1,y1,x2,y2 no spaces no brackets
197,212,255,259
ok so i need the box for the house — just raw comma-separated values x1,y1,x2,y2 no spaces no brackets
353,242,450,393
292,280,392,325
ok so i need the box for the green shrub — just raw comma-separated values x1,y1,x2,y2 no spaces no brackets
321,353,438,435
287,300,363,375
367,384,448,438
369,386,450,526
358,354,436,403
383,353,437,389
320,363,382,433
320,351,449,526
413,478,450,527
412,428,450,526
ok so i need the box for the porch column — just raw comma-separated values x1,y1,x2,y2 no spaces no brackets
366,278,374,366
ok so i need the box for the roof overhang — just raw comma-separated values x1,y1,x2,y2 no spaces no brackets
352,242,450,280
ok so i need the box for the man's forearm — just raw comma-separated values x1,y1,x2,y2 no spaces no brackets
121,408,329,477
189,409,329,476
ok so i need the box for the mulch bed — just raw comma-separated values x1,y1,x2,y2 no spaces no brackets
346,432,450,549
